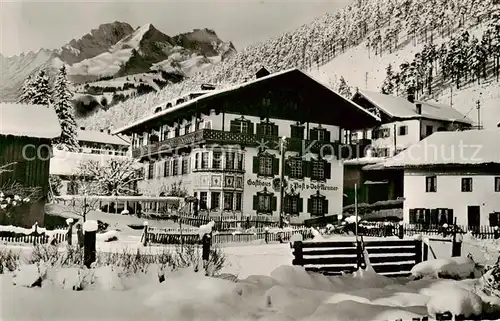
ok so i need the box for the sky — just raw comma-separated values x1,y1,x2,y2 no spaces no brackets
0,0,351,57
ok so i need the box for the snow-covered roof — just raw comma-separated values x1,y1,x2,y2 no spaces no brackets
353,91,473,125
50,150,132,176
343,157,387,166
0,103,61,139
114,68,380,134
375,129,500,169
77,129,129,146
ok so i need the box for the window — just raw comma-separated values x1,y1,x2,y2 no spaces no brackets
461,177,473,192
199,192,208,210
375,148,390,157
372,128,390,139
163,160,170,177
230,119,253,134
489,212,500,227
201,152,209,169
399,125,408,136
259,156,274,176
174,126,180,137
147,161,155,179
195,153,199,169
225,152,235,170
235,193,242,211
172,158,179,176
308,194,328,216
495,177,500,192
284,195,302,215
224,193,233,211
67,181,78,195
253,193,276,214
426,176,437,193
182,158,189,175
310,127,330,142
212,152,222,169
259,123,275,136
290,124,304,139
312,161,325,180
288,158,303,179
426,125,434,136
236,154,243,170
184,123,191,135
211,192,220,210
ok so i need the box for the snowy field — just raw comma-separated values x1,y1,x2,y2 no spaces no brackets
1,228,499,321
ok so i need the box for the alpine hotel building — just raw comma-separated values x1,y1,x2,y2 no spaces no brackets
114,68,379,220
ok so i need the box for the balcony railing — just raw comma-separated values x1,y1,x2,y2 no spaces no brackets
132,129,371,159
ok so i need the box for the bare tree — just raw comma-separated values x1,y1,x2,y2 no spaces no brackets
78,158,143,196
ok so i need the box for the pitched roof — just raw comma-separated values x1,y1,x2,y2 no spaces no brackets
353,91,473,124
77,129,129,146
343,157,387,166
113,68,380,134
0,103,61,139
378,129,500,168
50,150,132,176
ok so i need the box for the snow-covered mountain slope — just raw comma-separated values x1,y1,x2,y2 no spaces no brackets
0,22,235,102
80,0,499,131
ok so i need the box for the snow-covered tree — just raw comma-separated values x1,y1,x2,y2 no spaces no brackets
31,69,51,105
19,75,35,104
78,158,143,196
381,64,395,94
337,76,352,98
52,65,79,151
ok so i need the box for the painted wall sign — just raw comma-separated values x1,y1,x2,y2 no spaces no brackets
290,182,339,191
247,179,272,187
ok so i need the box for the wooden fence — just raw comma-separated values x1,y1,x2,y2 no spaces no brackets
292,239,423,277
177,215,282,230
147,229,313,246
0,231,67,245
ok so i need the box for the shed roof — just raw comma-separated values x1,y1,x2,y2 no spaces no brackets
0,103,61,139
352,91,473,124
77,129,129,146
114,68,380,135
374,129,500,169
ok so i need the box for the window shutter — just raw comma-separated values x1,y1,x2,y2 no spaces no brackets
271,196,277,211
303,161,310,177
272,124,278,136
284,159,291,176
253,156,259,173
248,122,254,135
297,196,303,213
430,209,439,226
298,126,304,139
273,157,279,176
309,128,318,141
371,129,377,139
324,130,331,142
253,195,259,211
424,209,431,225
230,120,239,133
290,125,297,138
324,161,331,179
307,198,312,214
256,124,263,136
447,209,454,225
409,209,416,224
489,213,499,227
323,199,329,215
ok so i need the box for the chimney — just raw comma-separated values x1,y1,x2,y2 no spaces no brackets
80,127,85,130
407,93,415,103
416,103,422,115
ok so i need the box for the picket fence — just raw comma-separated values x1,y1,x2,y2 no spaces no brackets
0,231,67,245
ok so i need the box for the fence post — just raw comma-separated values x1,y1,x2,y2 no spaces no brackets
494,226,499,239
83,220,97,268
142,221,149,246
398,224,404,239
66,218,74,246
33,222,38,245
415,239,423,264
292,241,303,266
423,241,429,261
202,233,211,273
451,219,461,257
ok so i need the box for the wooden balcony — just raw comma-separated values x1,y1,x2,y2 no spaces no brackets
132,129,371,159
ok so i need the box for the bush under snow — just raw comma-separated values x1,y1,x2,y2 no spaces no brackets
411,256,477,280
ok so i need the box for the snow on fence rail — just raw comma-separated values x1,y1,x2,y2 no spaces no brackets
0,225,67,245
292,239,423,277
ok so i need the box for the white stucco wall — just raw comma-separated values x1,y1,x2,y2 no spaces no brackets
403,170,500,226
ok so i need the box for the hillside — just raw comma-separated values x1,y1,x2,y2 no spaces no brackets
1,22,235,103
79,0,500,131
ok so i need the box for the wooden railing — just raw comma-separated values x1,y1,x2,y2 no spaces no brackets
132,129,371,158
